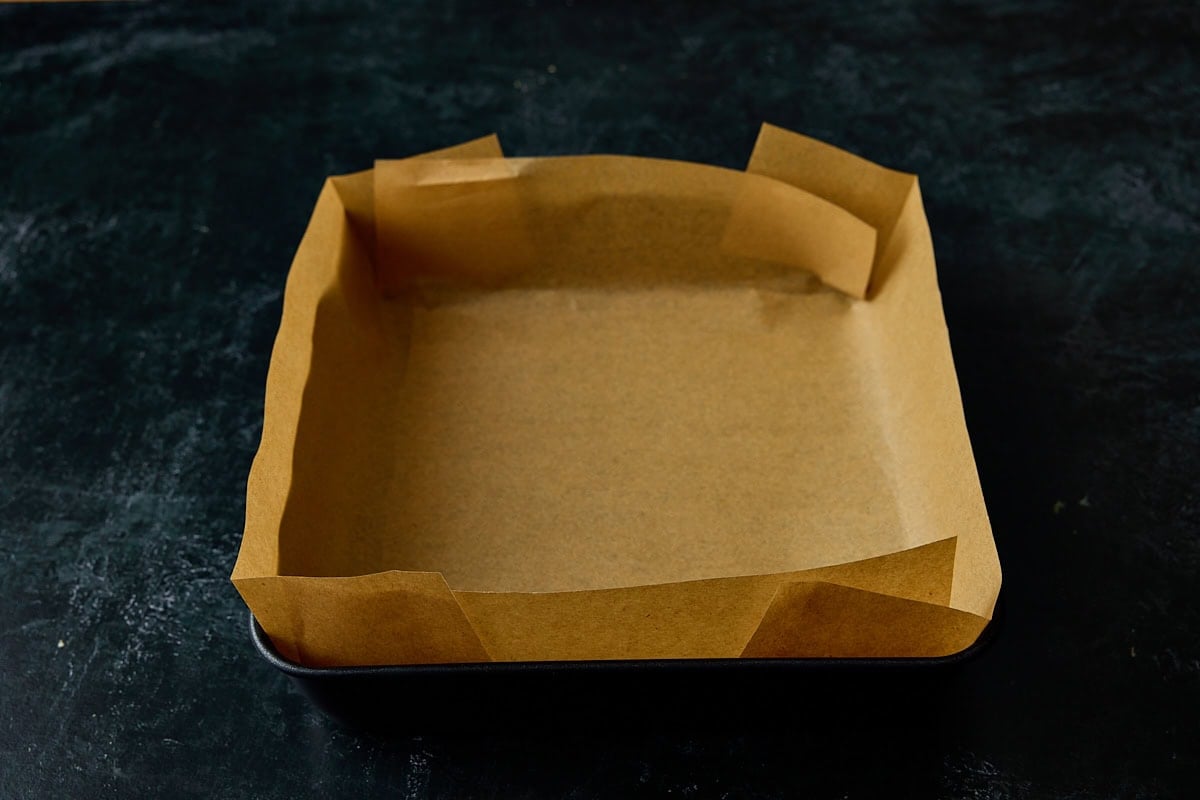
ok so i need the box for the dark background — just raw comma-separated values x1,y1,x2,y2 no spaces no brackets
1,1,1197,797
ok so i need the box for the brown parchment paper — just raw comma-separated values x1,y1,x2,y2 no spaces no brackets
232,125,1002,666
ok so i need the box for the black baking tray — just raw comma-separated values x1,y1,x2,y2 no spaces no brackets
249,601,1002,734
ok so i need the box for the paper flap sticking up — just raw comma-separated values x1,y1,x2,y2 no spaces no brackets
331,134,505,262
747,123,918,297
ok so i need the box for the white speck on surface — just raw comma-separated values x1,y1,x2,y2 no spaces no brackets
403,751,432,798
0,211,39,287
57,639,64,649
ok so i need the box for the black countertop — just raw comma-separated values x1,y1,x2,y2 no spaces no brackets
2,2,1197,797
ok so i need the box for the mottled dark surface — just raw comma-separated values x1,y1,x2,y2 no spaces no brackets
1,1,1198,797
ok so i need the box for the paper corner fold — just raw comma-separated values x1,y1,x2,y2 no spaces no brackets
239,572,493,668
740,581,990,659
746,122,922,295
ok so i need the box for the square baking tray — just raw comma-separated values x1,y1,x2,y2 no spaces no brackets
233,124,1002,677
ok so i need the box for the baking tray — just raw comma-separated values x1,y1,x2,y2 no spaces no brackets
234,126,1003,670
249,601,1001,733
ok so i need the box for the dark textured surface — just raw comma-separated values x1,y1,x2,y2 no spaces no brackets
1,1,1197,797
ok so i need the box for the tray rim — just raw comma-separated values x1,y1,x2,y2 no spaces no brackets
248,600,1001,679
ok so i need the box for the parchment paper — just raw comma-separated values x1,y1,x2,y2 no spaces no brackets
232,125,1001,666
